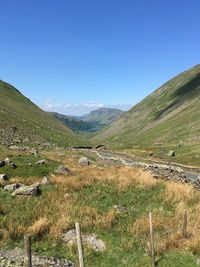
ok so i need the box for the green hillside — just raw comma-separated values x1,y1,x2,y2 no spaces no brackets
0,80,83,147
94,65,200,165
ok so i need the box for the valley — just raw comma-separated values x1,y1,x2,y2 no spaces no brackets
0,64,200,266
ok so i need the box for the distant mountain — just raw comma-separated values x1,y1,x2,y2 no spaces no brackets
94,65,200,164
49,108,124,132
48,112,95,132
0,80,83,147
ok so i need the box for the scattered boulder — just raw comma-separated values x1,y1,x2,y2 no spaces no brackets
36,159,47,166
55,165,71,175
12,183,40,197
0,247,74,267
113,205,129,214
9,146,24,151
41,176,50,185
62,229,106,252
78,157,90,166
3,183,24,192
0,161,5,168
0,174,8,181
168,150,176,156
197,258,200,265
27,163,32,166
4,158,11,164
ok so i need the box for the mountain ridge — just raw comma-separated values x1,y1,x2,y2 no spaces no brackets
49,107,124,132
0,80,83,147
94,64,200,165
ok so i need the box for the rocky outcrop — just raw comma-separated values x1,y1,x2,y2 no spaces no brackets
0,248,74,267
3,183,24,192
78,157,90,166
62,229,106,252
55,165,71,175
93,150,200,189
0,174,8,181
11,183,40,197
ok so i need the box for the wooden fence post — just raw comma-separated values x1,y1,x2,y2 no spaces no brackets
182,211,188,238
149,212,156,267
75,222,85,267
24,235,32,267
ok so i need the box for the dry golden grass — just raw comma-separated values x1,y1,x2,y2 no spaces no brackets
164,181,200,204
49,165,158,192
28,217,50,237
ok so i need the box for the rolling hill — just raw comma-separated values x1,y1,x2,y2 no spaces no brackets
49,108,124,132
0,80,83,147
94,64,200,165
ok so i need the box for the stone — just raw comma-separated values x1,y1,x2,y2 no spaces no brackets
0,174,8,181
27,163,32,166
78,157,90,166
168,150,176,156
0,160,5,168
55,165,71,175
12,183,40,197
197,258,200,265
62,229,106,251
41,176,50,185
3,183,24,192
0,247,74,267
10,163,17,169
9,146,24,151
4,158,11,164
36,159,47,166
113,205,129,214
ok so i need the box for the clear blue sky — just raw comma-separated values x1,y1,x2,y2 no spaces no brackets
0,0,199,115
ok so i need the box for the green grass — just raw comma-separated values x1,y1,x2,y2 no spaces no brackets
94,65,200,167
1,150,200,266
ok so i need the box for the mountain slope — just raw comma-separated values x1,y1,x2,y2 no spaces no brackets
81,108,124,125
0,80,82,147
49,108,124,132
94,65,200,164
48,112,95,132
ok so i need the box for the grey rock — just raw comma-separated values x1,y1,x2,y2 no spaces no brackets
41,176,50,185
12,183,40,197
55,165,71,175
0,247,74,266
62,229,106,251
78,157,90,166
9,146,24,151
36,159,47,166
168,150,176,156
3,183,24,192
0,174,8,181
113,205,129,214
4,158,11,164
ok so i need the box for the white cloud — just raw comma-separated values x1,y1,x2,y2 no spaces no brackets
41,100,131,116
42,100,105,116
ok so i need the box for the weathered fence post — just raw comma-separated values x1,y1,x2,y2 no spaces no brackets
149,212,156,267
24,235,32,267
75,222,85,267
182,211,188,238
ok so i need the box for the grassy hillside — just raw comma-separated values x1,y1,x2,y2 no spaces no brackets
81,108,124,125
94,65,200,165
0,80,84,147
1,148,200,266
